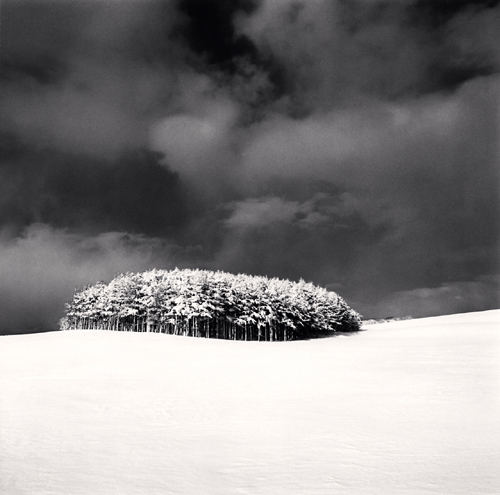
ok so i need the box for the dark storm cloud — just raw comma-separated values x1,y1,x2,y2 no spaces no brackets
179,0,260,67
234,0,500,111
360,275,500,319
1,0,186,156
0,135,187,236
1,0,499,333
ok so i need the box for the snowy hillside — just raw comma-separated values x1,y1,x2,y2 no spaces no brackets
1,310,499,494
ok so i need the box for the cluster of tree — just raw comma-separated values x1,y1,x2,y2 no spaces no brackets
60,269,362,340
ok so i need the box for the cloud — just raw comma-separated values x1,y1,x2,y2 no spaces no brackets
361,275,500,319
235,0,426,110
238,77,491,187
443,4,500,71
224,194,351,229
236,0,500,111
225,196,301,227
1,0,184,157
213,192,387,287
0,144,186,237
150,92,240,190
2,85,146,156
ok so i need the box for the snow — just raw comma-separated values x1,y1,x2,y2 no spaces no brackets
1,310,499,495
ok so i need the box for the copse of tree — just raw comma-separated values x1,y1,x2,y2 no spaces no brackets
60,269,362,341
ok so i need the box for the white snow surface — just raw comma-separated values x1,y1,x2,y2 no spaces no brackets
1,310,499,495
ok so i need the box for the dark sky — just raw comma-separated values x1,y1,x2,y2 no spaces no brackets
1,0,499,333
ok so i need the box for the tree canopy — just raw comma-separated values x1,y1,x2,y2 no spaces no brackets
60,269,362,340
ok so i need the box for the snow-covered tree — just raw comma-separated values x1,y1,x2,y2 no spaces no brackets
61,269,361,340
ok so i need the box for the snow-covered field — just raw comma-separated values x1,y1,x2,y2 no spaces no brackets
1,310,499,495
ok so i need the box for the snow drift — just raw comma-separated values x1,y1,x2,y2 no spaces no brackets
1,309,499,494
